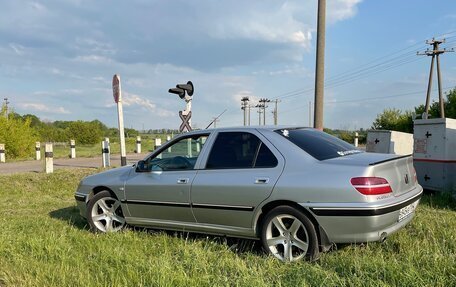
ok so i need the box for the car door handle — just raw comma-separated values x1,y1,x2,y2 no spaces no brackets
255,178,269,184
177,178,189,184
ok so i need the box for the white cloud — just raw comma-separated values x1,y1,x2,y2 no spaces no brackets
19,103,70,114
106,92,175,118
74,55,113,64
328,0,363,23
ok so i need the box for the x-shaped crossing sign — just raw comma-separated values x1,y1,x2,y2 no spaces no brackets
179,111,192,132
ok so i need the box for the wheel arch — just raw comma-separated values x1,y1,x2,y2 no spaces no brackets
88,186,117,202
255,200,332,251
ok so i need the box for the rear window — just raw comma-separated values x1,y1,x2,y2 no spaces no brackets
275,128,362,161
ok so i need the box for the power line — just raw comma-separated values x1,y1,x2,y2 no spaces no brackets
270,32,456,102
280,86,455,114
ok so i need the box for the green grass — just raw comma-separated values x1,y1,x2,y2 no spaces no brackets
0,169,455,287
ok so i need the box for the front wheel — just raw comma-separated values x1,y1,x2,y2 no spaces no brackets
86,190,126,233
261,206,319,262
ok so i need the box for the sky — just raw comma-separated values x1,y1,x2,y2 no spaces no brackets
1,0,456,131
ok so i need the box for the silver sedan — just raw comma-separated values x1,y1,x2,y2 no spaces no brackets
75,127,423,262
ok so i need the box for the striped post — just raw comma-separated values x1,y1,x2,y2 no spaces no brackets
155,138,162,149
136,136,141,154
35,142,41,160
70,139,76,159
354,132,359,147
102,140,110,168
0,144,5,163
45,143,53,173
105,137,110,153
166,135,172,153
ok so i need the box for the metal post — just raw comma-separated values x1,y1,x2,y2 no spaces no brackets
113,74,127,166
35,142,41,161
0,144,5,163
45,143,53,173
314,0,326,130
136,136,141,153
354,132,359,147
436,54,445,118
70,139,76,159
102,140,110,168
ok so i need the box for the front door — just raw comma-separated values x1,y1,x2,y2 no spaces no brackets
124,134,209,223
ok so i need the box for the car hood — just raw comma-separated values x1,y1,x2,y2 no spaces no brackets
81,165,134,186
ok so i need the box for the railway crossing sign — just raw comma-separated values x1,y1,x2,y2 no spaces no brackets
169,81,194,132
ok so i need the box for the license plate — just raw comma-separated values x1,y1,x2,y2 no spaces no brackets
398,201,418,222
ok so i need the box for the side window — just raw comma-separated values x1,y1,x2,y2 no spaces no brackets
254,143,278,168
146,135,208,171
206,132,277,169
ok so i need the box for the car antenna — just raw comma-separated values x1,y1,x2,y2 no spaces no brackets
205,109,227,129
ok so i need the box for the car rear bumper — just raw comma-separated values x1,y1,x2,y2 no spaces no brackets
302,188,423,243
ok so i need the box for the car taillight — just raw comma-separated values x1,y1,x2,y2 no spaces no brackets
350,177,392,195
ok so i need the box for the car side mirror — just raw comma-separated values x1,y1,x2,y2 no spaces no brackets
135,160,149,172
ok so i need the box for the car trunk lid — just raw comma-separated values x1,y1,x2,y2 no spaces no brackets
324,153,417,197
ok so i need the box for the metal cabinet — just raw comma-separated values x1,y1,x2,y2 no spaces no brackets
366,130,413,155
413,118,456,194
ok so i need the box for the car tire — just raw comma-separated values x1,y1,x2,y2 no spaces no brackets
261,206,319,262
86,190,126,233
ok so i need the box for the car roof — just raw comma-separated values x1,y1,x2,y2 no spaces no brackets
185,125,312,135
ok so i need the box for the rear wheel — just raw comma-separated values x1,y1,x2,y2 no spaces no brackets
86,190,126,233
261,206,319,262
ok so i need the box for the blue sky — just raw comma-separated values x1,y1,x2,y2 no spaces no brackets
1,0,455,130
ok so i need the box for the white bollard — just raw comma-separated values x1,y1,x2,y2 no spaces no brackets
70,139,76,159
166,135,172,153
155,138,162,149
136,136,141,154
35,142,41,161
354,132,359,147
105,137,110,153
0,144,5,163
102,140,110,168
45,143,53,173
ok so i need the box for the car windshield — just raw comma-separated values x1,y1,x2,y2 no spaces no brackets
275,128,362,161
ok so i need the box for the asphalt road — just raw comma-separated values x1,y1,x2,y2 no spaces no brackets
0,153,145,174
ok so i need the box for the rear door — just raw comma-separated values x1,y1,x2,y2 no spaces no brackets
190,131,285,228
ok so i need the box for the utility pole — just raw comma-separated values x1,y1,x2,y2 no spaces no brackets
3,98,9,120
417,38,454,118
314,0,326,130
212,117,219,128
272,99,281,125
309,101,312,127
255,102,264,125
241,96,250,126
259,98,270,125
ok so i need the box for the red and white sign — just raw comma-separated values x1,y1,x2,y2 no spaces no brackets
112,74,121,103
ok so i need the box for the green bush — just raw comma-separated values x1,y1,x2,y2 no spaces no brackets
66,121,103,145
0,107,38,159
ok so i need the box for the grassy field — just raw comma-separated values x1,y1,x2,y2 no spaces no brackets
0,169,455,287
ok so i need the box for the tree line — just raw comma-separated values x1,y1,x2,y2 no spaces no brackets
371,88,456,133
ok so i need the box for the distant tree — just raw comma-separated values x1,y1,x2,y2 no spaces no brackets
414,88,456,119
0,106,38,159
371,108,413,133
66,121,102,144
